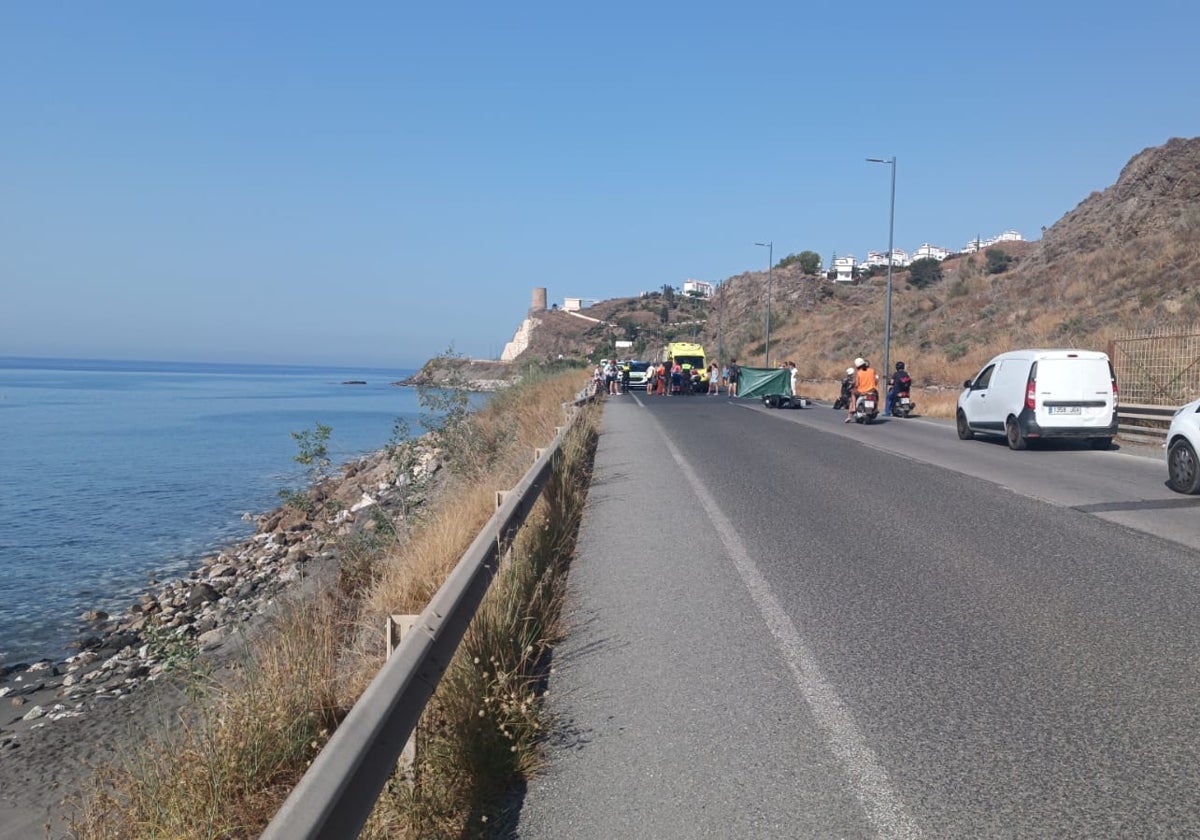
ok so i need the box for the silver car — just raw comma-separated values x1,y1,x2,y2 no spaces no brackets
1167,397,1200,494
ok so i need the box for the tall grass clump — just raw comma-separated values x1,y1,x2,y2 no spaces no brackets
70,592,347,839
69,368,594,839
364,418,596,837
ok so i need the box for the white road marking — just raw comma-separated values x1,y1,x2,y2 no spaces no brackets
659,429,924,840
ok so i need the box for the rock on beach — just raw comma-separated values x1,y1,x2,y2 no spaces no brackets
0,438,442,839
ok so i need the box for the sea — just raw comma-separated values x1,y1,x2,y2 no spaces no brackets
0,356,461,669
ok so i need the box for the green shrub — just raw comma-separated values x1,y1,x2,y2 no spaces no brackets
986,248,1013,274
908,258,944,289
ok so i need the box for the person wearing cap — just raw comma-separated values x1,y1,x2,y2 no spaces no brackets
846,357,879,422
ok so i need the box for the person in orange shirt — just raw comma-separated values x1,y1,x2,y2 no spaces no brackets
846,357,879,422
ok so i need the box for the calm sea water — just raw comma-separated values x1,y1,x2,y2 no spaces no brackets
0,356,441,668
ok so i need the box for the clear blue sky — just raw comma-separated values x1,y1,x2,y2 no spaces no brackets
4,1,1197,368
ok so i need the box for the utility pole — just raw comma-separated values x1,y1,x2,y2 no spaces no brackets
756,241,773,367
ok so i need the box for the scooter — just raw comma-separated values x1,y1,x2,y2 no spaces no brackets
891,389,915,418
854,389,880,424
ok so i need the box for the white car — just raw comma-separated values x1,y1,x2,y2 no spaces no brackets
620,360,653,390
957,348,1117,450
1167,397,1200,494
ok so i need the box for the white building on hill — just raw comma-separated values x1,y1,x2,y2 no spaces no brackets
865,249,911,268
682,279,714,298
832,255,857,283
961,230,1024,253
913,243,952,262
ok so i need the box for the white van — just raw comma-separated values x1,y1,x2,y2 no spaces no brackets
956,349,1118,450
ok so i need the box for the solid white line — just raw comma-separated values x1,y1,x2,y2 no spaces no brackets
659,431,924,840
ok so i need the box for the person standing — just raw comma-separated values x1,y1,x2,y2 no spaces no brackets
708,362,720,395
727,358,740,397
788,361,798,396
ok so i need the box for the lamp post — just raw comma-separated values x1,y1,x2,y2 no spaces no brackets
755,241,773,367
867,156,896,387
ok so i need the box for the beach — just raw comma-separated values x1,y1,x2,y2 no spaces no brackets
0,439,430,838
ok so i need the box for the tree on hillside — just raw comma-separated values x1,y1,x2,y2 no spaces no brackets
661,284,675,305
986,248,1013,274
908,257,944,289
776,250,823,274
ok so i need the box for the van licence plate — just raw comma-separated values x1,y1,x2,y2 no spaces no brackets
1048,406,1081,415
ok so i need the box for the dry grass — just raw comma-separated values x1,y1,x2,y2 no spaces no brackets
800,380,959,419
70,369,596,840
70,593,347,839
702,215,1200,397
363,418,595,837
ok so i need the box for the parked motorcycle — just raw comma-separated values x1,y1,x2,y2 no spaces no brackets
854,389,880,424
891,390,915,418
833,373,854,410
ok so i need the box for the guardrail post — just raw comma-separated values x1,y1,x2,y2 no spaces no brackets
495,490,514,571
386,614,420,786
261,421,572,840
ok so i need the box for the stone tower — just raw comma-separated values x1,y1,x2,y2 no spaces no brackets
531,287,547,313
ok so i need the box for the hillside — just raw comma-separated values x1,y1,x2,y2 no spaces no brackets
509,136,1200,390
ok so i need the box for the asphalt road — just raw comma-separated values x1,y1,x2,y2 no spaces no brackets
514,392,1200,839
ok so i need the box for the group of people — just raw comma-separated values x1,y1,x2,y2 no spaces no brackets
591,358,744,397
840,357,913,421
644,358,732,396
591,355,911,413
591,359,628,395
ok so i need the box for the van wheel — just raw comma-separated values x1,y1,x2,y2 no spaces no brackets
1006,418,1027,450
956,409,973,440
1168,439,1200,494
1089,437,1113,451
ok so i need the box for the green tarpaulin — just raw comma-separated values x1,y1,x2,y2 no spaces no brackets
736,367,792,398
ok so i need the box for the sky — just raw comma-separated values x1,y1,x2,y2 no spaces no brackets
3,1,1198,368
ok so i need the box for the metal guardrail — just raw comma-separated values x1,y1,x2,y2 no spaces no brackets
1117,402,1175,444
261,392,591,840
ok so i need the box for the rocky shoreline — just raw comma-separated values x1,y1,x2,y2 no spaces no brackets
395,356,517,392
0,438,442,838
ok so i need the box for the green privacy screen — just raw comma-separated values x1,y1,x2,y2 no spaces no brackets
735,367,792,398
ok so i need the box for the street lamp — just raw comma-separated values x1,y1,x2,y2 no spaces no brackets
755,241,773,367
867,156,896,388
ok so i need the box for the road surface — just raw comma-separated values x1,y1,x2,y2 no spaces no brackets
515,392,1200,838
